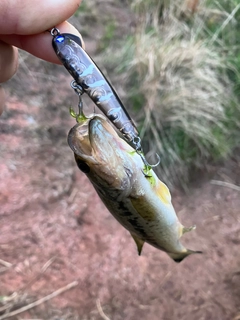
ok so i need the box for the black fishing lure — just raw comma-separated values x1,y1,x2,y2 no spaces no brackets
51,28,142,152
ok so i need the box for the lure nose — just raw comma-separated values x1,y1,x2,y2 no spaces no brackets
52,33,83,54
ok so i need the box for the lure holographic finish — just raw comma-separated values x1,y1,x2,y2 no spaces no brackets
51,28,142,152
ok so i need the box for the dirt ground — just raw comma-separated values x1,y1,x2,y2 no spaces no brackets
1,3,240,320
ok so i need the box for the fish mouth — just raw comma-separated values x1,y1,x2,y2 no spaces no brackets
68,114,124,160
68,117,92,157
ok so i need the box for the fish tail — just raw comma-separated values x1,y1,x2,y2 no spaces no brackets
168,249,202,263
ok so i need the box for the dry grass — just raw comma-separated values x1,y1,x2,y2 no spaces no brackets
123,32,232,184
0,282,79,320
0,257,78,320
107,0,240,187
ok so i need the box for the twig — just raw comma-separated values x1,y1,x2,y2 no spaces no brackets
40,257,56,273
0,259,12,268
18,256,57,294
96,299,111,320
0,281,78,320
211,180,240,192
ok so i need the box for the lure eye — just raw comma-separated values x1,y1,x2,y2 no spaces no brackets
75,158,90,173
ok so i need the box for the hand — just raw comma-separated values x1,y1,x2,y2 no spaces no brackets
0,0,83,114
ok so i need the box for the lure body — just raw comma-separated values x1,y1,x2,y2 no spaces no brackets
68,115,201,262
52,32,141,151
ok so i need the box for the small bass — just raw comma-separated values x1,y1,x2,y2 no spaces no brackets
68,115,202,262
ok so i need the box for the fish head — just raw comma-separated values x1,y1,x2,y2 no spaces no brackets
68,115,136,192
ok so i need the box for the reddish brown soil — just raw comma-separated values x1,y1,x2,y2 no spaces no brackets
1,5,240,320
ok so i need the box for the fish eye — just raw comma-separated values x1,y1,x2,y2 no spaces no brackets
75,159,90,173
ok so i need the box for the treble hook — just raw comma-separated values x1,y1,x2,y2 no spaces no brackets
69,81,87,123
136,150,161,177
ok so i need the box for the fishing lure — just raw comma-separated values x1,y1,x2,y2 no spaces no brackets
51,28,142,152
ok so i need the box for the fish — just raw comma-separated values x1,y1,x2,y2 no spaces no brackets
68,114,202,262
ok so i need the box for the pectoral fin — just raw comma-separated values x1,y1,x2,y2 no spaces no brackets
131,233,145,255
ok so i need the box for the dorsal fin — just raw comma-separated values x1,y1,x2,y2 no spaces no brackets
182,225,196,234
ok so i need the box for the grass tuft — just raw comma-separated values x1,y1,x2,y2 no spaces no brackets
105,0,240,187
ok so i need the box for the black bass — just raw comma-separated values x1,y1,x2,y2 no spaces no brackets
68,115,202,262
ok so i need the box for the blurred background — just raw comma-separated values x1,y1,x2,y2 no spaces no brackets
0,0,240,319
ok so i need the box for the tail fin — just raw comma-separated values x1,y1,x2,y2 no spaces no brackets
168,249,202,263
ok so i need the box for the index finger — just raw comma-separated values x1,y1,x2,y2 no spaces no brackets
0,0,81,34
0,22,84,64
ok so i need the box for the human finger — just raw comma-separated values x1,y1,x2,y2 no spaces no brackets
0,41,18,115
0,22,84,64
0,40,18,82
0,0,81,35
0,86,6,115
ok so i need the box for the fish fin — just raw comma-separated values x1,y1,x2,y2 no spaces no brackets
131,233,145,256
182,224,196,234
155,181,172,205
168,249,202,263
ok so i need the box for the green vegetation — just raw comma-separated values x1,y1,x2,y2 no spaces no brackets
98,20,117,51
105,0,240,187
